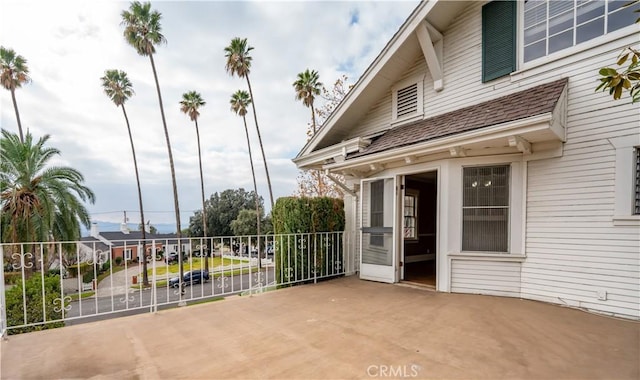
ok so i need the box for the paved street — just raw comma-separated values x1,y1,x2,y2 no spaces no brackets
65,269,275,323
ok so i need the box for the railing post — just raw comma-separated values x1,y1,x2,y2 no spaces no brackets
0,245,7,339
152,240,157,314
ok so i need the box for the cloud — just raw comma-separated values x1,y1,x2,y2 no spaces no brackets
0,0,419,231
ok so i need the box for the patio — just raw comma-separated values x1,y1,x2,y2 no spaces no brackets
1,276,638,379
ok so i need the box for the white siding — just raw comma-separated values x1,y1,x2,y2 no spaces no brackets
342,1,639,318
451,259,521,297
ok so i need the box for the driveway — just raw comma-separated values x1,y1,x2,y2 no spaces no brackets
1,276,638,379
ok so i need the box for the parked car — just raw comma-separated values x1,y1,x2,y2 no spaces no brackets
169,269,210,288
164,251,188,264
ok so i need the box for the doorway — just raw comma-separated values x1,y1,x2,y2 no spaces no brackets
402,171,438,287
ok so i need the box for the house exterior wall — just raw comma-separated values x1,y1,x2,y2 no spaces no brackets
339,1,639,319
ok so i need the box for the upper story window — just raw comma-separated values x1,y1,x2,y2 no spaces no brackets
524,0,638,63
392,75,424,123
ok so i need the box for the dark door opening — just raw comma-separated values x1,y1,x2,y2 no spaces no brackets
402,171,437,287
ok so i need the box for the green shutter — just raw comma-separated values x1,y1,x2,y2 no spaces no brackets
482,0,517,83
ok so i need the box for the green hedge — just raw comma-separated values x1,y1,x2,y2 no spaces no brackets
272,197,345,284
5,274,65,334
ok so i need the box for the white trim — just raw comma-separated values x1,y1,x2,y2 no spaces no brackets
293,136,372,169
609,135,640,222
448,253,526,262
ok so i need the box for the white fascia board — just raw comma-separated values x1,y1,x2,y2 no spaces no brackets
298,1,438,158
323,113,554,171
293,137,372,169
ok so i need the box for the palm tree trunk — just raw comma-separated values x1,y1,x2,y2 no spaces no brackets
121,105,148,286
148,54,183,279
10,88,24,143
194,119,208,272
244,75,274,210
242,116,261,270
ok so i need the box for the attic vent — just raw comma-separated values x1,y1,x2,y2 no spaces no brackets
396,83,418,118
392,75,424,123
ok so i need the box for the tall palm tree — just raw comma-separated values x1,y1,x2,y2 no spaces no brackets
100,69,149,286
179,90,209,271
0,129,95,244
293,69,325,196
224,38,274,210
230,90,261,268
293,69,323,134
121,1,184,278
0,46,31,143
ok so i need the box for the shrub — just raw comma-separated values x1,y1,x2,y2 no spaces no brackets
3,272,22,285
5,274,65,334
66,262,92,278
115,256,123,266
82,271,96,284
101,260,110,273
272,197,345,284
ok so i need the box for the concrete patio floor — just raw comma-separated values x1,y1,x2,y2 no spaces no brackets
1,276,638,380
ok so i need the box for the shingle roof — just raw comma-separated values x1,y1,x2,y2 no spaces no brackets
350,78,568,159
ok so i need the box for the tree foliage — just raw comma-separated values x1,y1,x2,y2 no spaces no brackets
0,130,95,244
188,188,263,237
0,46,30,142
596,0,640,103
230,209,272,236
295,75,351,198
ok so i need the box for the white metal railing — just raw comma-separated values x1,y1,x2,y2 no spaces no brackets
0,232,345,336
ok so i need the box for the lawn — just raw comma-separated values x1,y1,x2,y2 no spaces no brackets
145,257,247,276
68,291,95,301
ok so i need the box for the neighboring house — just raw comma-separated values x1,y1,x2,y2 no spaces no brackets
80,223,189,263
294,0,639,319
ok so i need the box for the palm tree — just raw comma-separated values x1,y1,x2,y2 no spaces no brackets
101,69,150,286
0,129,95,245
293,69,325,196
179,91,209,271
121,1,184,279
293,69,323,134
230,90,261,267
0,46,31,143
224,38,274,210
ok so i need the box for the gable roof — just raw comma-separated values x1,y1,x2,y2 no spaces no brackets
297,0,471,158
350,78,568,159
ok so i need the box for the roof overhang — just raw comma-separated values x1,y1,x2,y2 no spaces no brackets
323,110,566,177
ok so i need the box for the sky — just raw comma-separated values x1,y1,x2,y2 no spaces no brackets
0,0,418,231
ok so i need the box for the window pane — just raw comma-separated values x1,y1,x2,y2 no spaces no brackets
549,29,574,54
549,0,573,17
524,40,547,61
462,208,509,252
549,10,575,35
608,5,638,32
577,0,605,25
524,22,547,44
525,0,548,26
577,17,605,43
370,180,384,246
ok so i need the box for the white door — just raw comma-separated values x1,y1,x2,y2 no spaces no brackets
360,176,398,283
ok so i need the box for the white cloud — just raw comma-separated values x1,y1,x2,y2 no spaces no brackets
1,0,418,228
